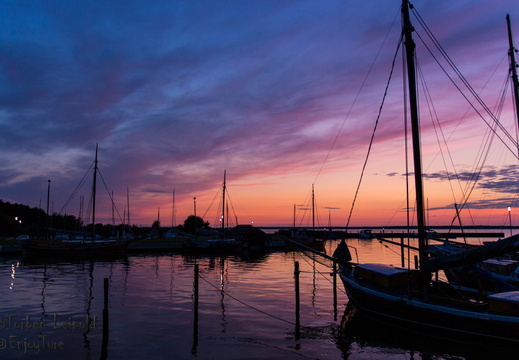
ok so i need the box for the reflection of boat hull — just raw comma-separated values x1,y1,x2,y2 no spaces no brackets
338,303,519,358
340,264,519,345
23,239,128,255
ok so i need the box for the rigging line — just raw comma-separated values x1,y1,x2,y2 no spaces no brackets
199,268,341,344
346,36,404,228
314,196,321,228
311,7,400,185
59,163,94,215
292,248,330,271
412,9,519,157
416,60,456,198
424,55,509,229
509,67,519,152
417,59,487,225
291,249,348,295
418,32,517,156
202,183,222,221
420,52,509,230
458,75,508,201
446,124,496,229
376,237,413,261
197,273,295,325
412,8,514,136
296,189,312,227
457,86,509,212
446,78,509,226
97,169,125,223
411,25,519,227
415,14,515,144
224,187,239,226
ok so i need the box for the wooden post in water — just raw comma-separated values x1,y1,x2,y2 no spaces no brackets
400,237,405,268
333,260,338,321
192,264,199,355
101,277,109,360
294,261,300,339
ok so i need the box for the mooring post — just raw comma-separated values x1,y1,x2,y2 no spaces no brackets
400,237,405,268
333,260,338,321
192,264,199,355
101,277,109,360
294,261,300,339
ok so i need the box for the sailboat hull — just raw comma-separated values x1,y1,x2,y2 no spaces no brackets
22,239,128,255
340,265,519,345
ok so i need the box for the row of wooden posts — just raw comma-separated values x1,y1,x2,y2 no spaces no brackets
101,243,338,356
191,255,339,350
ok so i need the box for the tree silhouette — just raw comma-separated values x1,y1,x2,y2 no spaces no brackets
182,215,209,234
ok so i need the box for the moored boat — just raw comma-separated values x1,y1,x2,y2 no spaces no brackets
23,144,129,255
334,0,519,345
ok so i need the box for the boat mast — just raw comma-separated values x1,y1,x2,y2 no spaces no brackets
312,184,315,232
222,170,226,231
507,14,519,131
172,189,176,228
402,0,428,271
92,143,99,240
127,187,130,233
111,190,115,227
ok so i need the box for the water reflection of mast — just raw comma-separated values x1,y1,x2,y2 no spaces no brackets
82,260,94,355
311,255,317,308
219,257,228,333
40,264,48,324
191,263,199,356
169,255,175,300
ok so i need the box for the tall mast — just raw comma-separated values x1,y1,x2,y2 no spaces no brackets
172,189,176,227
111,190,115,227
293,203,296,229
222,170,226,231
127,187,130,227
312,184,315,231
402,0,427,270
92,143,99,240
507,14,519,131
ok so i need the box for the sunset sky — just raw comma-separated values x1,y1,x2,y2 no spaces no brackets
1,0,518,229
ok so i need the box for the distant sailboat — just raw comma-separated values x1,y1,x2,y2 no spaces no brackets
290,185,325,249
183,170,241,252
23,144,129,255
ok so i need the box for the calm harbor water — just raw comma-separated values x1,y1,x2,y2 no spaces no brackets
1,237,517,359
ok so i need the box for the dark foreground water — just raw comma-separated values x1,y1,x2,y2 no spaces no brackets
1,238,517,359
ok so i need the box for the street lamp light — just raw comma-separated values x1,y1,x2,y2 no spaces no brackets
508,207,512,237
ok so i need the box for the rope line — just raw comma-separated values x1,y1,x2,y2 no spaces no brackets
196,258,347,330
346,37,403,228
287,245,348,296
198,273,295,325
